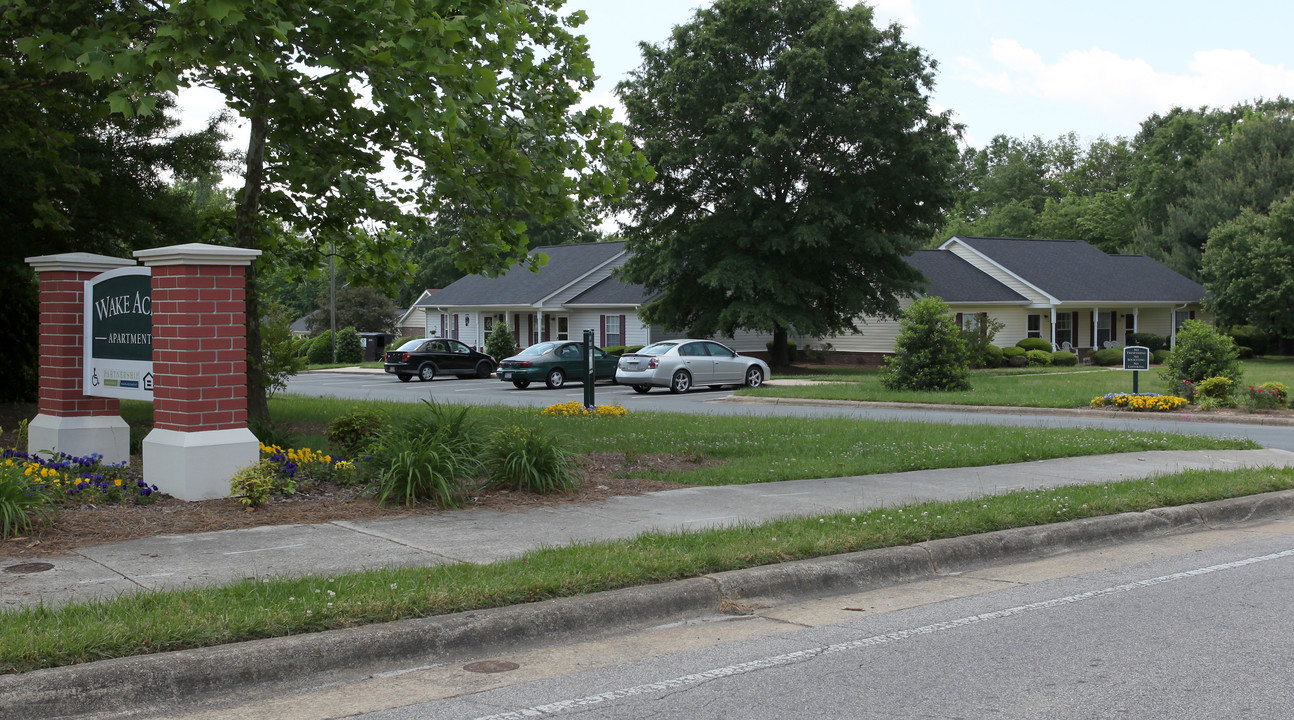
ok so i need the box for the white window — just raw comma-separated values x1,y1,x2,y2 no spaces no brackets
556,316,569,341
1027,314,1041,338
605,315,622,346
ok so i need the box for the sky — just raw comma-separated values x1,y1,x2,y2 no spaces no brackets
180,0,1294,157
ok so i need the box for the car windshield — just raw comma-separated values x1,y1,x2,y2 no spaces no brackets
518,342,559,356
638,342,679,355
395,339,425,352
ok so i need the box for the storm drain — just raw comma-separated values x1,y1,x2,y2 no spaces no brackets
4,562,54,574
463,660,520,674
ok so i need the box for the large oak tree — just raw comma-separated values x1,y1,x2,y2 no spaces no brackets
10,0,647,420
615,0,960,366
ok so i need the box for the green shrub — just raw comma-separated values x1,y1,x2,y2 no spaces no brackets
1024,349,1053,366
327,408,389,459
307,330,335,364
485,322,517,360
964,317,1006,369
484,425,580,494
1128,333,1168,352
335,327,363,363
1052,350,1078,366
982,345,1004,368
1153,349,1172,364
0,462,57,539
1243,381,1289,410
1093,348,1123,366
1226,325,1270,356
1159,319,1242,388
1015,337,1053,353
880,297,970,392
1235,346,1254,359
1001,346,1026,359
765,340,798,363
229,460,288,508
1005,355,1027,367
603,346,626,356
249,417,298,450
624,345,644,354
1196,376,1235,403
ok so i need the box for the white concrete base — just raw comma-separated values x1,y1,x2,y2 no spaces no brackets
142,427,260,501
27,413,131,466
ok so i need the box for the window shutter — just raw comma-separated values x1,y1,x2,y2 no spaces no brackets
512,314,520,347
619,315,627,345
453,314,459,340
599,315,606,346
955,313,963,328
979,312,988,338
1072,312,1079,347
543,316,550,342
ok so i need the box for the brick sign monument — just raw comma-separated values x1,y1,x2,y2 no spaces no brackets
25,244,262,501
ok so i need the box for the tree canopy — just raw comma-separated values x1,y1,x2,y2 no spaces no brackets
1201,190,1294,339
616,0,959,366
9,0,648,418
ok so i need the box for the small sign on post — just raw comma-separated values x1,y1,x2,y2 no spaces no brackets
1122,345,1151,393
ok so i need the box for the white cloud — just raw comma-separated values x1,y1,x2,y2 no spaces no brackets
956,39,1294,128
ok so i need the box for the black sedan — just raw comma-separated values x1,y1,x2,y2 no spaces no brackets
496,341,619,389
383,338,495,382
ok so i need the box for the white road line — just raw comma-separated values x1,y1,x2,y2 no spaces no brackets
471,547,1294,720
223,543,306,556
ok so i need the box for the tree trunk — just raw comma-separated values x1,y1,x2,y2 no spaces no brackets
770,324,790,370
236,94,270,425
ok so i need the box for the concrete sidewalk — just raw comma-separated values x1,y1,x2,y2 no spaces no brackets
5,448,1293,610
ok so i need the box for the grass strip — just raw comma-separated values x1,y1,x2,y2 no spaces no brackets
748,357,1294,409
4,465,1292,675
255,397,1258,486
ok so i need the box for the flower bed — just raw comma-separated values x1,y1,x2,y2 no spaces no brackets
540,401,628,418
1089,393,1190,412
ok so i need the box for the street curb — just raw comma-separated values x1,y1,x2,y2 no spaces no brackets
722,395,1294,427
5,490,1294,719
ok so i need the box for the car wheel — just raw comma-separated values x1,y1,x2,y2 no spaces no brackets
418,364,436,382
512,380,531,389
397,374,413,383
745,366,765,388
632,384,651,394
545,368,566,389
476,362,493,379
669,370,691,394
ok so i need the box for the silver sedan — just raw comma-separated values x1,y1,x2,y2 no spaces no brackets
615,339,771,394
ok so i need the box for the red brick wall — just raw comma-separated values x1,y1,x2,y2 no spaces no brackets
150,265,248,432
36,271,121,418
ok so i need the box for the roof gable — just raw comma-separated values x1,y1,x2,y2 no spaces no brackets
417,241,626,308
943,236,1206,304
905,250,1027,303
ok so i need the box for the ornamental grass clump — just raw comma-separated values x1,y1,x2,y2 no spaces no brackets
1089,393,1190,412
364,400,482,508
484,425,580,494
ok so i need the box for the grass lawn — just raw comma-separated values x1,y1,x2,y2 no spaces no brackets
4,464,1292,675
256,397,1257,485
748,357,1294,408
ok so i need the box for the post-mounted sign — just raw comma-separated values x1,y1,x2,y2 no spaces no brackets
83,266,153,400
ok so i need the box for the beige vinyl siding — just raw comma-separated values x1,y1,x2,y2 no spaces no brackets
816,297,913,353
542,254,628,305
954,305,1030,346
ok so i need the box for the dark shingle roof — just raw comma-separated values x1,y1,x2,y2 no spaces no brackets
952,236,1206,303
565,274,654,306
416,241,626,307
905,250,1028,303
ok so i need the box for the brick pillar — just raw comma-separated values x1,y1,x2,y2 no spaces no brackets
136,243,262,501
24,253,136,464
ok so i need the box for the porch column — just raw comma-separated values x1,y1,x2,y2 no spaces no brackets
1049,307,1057,348
24,253,136,464
1092,307,1100,349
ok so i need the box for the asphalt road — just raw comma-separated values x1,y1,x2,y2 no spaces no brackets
364,522,1294,719
284,371,1294,452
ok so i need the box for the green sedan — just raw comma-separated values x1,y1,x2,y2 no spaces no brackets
496,341,619,389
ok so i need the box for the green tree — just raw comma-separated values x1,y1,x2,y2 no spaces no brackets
485,321,518,361
10,0,648,421
335,327,363,364
616,0,959,368
880,297,970,391
1,2,229,401
259,303,307,398
307,286,401,335
1159,319,1242,390
1201,191,1294,339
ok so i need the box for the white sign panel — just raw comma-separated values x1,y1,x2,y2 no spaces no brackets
83,266,154,400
